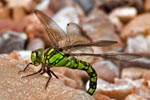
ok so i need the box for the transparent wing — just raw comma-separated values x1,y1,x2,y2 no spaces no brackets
62,22,117,50
62,22,118,63
67,53,142,61
62,40,118,50
58,22,91,48
35,10,67,48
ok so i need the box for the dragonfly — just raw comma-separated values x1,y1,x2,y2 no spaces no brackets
20,10,141,95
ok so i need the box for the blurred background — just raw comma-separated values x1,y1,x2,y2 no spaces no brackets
0,0,149,54
1,0,150,99
0,0,150,67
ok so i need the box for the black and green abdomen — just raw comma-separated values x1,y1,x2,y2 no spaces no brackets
45,48,97,95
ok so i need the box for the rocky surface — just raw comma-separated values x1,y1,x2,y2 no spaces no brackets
0,54,94,100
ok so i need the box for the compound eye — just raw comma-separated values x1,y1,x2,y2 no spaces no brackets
36,51,42,57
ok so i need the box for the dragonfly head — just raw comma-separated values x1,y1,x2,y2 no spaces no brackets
31,48,44,66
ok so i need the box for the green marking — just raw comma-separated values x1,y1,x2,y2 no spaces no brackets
93,73,96,77
46,60,49,64
88,88,95,95
82,62,89,70
87,66,93,73
47,48,55,55
70,60,77,68
55,57,68,66
78,62,85,70
66,61,71,67
91,76,97,82
47,56,50,59
49,52,63,63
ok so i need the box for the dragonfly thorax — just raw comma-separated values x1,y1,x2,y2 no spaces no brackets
31,48,45,66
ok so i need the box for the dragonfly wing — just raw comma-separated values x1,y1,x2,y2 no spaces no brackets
58,22,90,48
100,53,142,61
67,53,142,61
35,10,67,48
62,22,118,50
63,40,118,50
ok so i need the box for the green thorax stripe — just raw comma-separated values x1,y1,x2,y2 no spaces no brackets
47,48,55,55
46,48,65,64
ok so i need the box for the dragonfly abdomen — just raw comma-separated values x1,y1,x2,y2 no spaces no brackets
69,59,97,95
45,48,97,95
56,56,97,95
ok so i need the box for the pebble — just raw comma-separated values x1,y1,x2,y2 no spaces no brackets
125,94,147,100
0,31,27,53
145,0,150,11
126,35,149,53
74,0,94,14
36,0,51,10
49,0,73,13
92,61,119,82
121,68,147,80
82,10,123,52
109,7,137,32
133,86,150,99
121,13,150,39
0,6,10,19
7,0,36,12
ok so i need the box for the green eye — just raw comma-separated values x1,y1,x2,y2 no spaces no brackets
36,51,42,57
31,52,36,63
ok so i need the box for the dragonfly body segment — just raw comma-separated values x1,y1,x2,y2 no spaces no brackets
45,47,97,95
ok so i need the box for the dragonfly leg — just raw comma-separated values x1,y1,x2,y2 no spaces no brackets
49,69,59,79
18,63,32,73
40,67,46,75
45,69,52,89
21,67,43,78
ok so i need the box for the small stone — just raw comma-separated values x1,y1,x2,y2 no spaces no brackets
12,7,26,22
74,0,94,14
121,13,150,39
92,61,119,82
143,71,150,81
49,0,73,13
126,35,149,53
146,35,150,50
0,19,25,32
9,50,22,61
121,68,147,80
82,10,123,52
110,7,137,22
93,93,111,100
0,6,10,19
0,31,27,53
109,7,137,32
7,0,36,12
36,0,51,10
99,0,144,13
114,78,144,88
147,81,150,88
145,0,150,12
125,94,147,100
133,86,150,99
